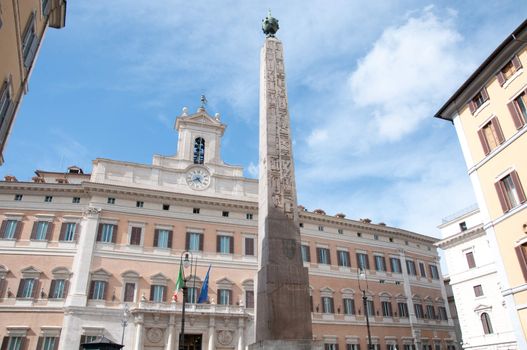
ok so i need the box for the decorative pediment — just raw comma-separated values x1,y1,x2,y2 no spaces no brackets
241,279,254,288
21,266,41,278
175,108,225,134
91,268,111,281
216,277,234,287
121,270,140,279
320,286,335,293
395,293,406,300
0,265,8,279
150,273,168,284
341,288,355,294
51,267,71,279
379,292,392,298
474,304,492,312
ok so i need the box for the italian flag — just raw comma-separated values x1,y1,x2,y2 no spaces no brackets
173,260,184,301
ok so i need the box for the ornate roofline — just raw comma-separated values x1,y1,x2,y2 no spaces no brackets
435,225,486,249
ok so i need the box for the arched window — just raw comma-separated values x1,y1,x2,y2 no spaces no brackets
481,312,493,334
193,137,205,164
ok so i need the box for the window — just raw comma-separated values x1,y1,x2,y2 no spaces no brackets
374,234,379,240
186,287,198,303
317,247,331,265
0,80,14,128
136,201,144,208
301,245,311,262
186,232,203,251
481,312,493,334
59,222,78,241
509,90,527,129
398,302,409,317
222,211,229,217
218,289,232,305
49,279,68,299
162,204,170,210
299,222,304,228
419,262,426,278
469,88,489,113
246,213,253,220
31,221,50,241
381,301,393,317
193,137,205,164
150,285,166,302
497,56,522,85
154,229,172,249
374,255,386,272
516,242,527,281
414,303,424,319
129,227,142,245
318,225,324,231
324,344,337,350
245,290,254,308
1,220,20,240
343,298,355,315
72,197,80,203
459,221,467,231
473,284,484,297
37,336,57,350
466,252,476,269
97,224,116,243
338,228,344,234
337,250,350,267
107,197,115,204
438,306,448,320
321,296,334,313
426,305,436,319
22,11,38,68
406,260,417,276
2,337,24,350
193,207,200,214
429,265,440,280
44,196,53,203
356,253,369,270
390,257,402,273
217,235,233,254
389,237,394,242
366,299,374,316
89,280,107,300
16,278,36,298
495,171,526,212
244,237,255,256
14,194,22,201
346,345,360,350
478,117,505,155
123,282,135,302
357,232,362,237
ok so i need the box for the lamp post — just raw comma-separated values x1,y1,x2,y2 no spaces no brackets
179,251,195,350
358,268,373,350
121,304,130,347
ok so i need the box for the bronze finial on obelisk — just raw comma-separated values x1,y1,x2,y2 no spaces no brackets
250,13,322,350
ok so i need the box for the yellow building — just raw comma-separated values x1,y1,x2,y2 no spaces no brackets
435,19,527,347
0,0,66,165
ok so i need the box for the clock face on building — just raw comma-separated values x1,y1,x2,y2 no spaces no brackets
186,167,211,190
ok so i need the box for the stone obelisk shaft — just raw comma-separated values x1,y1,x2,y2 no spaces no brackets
253,36,313,347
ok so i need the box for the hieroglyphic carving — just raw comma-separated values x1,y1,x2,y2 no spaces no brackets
263,39,298,219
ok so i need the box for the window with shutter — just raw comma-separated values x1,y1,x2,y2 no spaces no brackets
0,80,13,129
481,312,493,334
469,88,489,114
244,237,254,256
187,232,202,251
124,283,135,302
130,227,142,245
301,245,311,262
466,252,476,269
217,235,232,254
497,171,526,212
22,12,38,68
515,243,527,282
509,91,527,129
497,56,522,86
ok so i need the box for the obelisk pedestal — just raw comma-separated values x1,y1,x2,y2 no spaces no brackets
249,13,322,350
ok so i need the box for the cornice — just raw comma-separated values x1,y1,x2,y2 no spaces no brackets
83,182,258,210
0,181,84,193
435,226,485,249
299,212,438,244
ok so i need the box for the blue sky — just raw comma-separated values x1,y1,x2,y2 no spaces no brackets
3,1,526,238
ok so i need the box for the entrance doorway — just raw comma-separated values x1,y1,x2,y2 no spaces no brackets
180,334,202,350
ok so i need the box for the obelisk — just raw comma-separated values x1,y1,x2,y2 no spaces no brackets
250,13,321,350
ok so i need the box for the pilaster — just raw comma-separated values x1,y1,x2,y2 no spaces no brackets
208,317,215,350
133,314,144,350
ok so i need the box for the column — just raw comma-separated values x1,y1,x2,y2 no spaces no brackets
65,207,101,307
166,314,176,350
208,317,215,350
237,318,244,350
133,314,144,350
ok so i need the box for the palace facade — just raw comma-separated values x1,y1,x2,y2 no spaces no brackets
0,106,456,350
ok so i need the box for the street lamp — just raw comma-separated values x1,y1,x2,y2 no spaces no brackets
179,251,196,350
121,304,130,346
358,268,373,350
